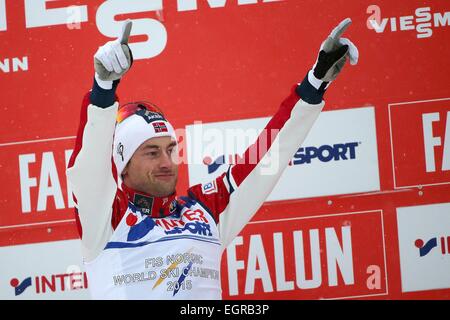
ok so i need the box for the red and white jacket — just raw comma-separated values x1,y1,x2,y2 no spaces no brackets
66,86,324,299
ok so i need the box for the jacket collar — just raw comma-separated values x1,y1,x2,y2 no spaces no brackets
121,183,178,218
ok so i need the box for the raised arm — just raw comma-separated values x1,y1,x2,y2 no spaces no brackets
66,21,133,262
188,18,359,249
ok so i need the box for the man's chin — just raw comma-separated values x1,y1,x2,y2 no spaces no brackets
156,189,176,198
153,182,177,197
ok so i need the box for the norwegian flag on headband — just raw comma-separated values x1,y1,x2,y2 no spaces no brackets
152,121,168,133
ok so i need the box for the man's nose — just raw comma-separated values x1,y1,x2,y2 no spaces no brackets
159,151,173,169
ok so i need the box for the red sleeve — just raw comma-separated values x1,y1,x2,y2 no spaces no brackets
187,172,231,224
187,86,302,223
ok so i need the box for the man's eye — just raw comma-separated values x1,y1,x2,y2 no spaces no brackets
147,151,158,157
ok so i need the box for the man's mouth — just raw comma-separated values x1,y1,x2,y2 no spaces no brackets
153,173,174,181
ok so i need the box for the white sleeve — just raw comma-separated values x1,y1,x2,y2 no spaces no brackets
217,96,325,250
66,102,119,262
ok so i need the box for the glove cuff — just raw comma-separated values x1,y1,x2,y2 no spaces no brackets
94,72,114,90
90,75,120,109
296,70,329,105
308,69,330,90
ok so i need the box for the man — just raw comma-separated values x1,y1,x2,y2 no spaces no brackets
66,18,358,299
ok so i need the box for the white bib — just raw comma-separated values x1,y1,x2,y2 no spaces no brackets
84,200,222,300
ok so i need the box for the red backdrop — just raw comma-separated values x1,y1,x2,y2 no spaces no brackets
1,0,449,299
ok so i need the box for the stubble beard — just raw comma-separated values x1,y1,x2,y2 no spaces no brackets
146,171,177,197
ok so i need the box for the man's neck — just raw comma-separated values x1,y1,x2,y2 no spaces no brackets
121,183,178,218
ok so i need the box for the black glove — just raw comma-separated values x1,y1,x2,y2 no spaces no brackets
298,18,359,104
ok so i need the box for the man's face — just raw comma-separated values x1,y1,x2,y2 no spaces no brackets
122,136,179,197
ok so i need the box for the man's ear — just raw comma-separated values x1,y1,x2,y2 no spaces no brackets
122,163,129,178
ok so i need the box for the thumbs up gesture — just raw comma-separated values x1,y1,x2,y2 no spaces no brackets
313,18,359,83
297,18,359,104
94,20,133,82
